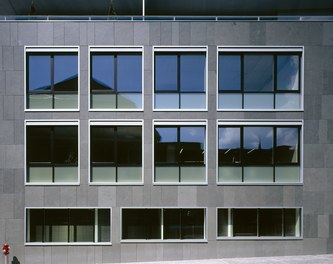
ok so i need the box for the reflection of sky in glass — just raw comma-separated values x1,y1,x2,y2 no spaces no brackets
54,55,78,85
219,55,241,91
277,55,299,91
29,55,51,91
92,55,114,89
155,127,177,142
155,55,177,91
180,127,205,144
180,55,205,92
277,128,298,149
244,127,273,149
244,55,273,92
218,127,240,149
118,55,142,92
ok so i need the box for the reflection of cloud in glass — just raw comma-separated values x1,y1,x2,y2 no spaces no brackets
244,127,273,149
218,128,240,149
181,127,205,143
277,128,298,148
277,55,299,91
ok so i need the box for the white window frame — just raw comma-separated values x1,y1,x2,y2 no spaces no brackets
153,120,208,185
120,207,207,243
24,46,80,112
153,46,208,112
88,46,144,112
216,119,304,185
25,120,80,186
216,46,304,112
88,119,144,185
25,207,112,246
216,207,303,240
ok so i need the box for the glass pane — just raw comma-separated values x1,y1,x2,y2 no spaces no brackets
54,55,78,92
54,167,78,182
154,93,179,109
117,126,142,165
276,127,299,164
276,94,300,109
155,166,179,182
180,93,206,109
91,55,114,91
180,166,205,182
219,55,241,91
91,126,115,163
259,209,283,236
91,94,116,109
98,209,110,242
244,93,274,109
117,55,142,92
218,93,242,109
122,209,161,239
69,209,94,242
218,167,242,183
180,127,205,164
118,167,142,182
27,209,44,242
29,167,53,182
233,209,257,236
163,209,181,239
155,55,177,91
54,126,78,165
218,127,241,164
91,167,116,182
277,55,299,91
44,209,69,242
28,55,51,92
243,127,273,165
244,55,274,92
118,93,142,109
27,126,51,163
284,209,300,237
181,209,205,239
275,167,299,183
54,94,78,109
243,167,274,182
28,94,52,109
180,54,205,92
217,209,229,237
155,127,178,164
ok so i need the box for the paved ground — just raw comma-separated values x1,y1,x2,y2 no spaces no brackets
122,254,333,264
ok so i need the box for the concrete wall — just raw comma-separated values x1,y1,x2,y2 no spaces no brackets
0,20,332,263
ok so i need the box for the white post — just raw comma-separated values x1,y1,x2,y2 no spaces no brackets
142,0,145,16
5,255,8,264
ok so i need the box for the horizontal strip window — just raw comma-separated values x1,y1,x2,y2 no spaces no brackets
26,208,110,244
90,123,142,184
122,208,206,241
26,124,78,184
154,50,207,110
90,51,142,110
154,124,206,183
217,208,301,239
26,51,78,110
218,50,302,110
218,124,301,183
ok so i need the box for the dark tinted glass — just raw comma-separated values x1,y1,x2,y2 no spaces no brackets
27,126,51,163
122,209,161,239
69,209,94,242
277,55,299,91
155,127,178,163
28,55,51,91
276,127,299,164
217,209,229,237
284,209,298,236
91,55,114,91
117,126,142,165
155,55,177,91
98,209,110,242
163,209,181,239
53,126,78,165
44,209,69,242
244,55,274,92
91,126,115,163
180,54,205,92
243,127,273,165
117,55,142,92
219,55,241,91
181,209,205,239
218,127,241,164
180,127,205,164
259,209,283,236
27,209,44,242
54,55,78,92
233,209,257,236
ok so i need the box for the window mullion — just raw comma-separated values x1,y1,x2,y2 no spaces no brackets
178,54,181,108
273,126,276,182
114,55,118,107
274,54,277,108
178,127,181,183
241,55,244,109
114,127,118,183
51,55,55,108
51,127,55,183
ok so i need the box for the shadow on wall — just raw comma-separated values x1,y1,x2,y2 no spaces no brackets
12,256,20,264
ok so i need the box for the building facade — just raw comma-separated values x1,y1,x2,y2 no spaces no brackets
0,1,333,263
